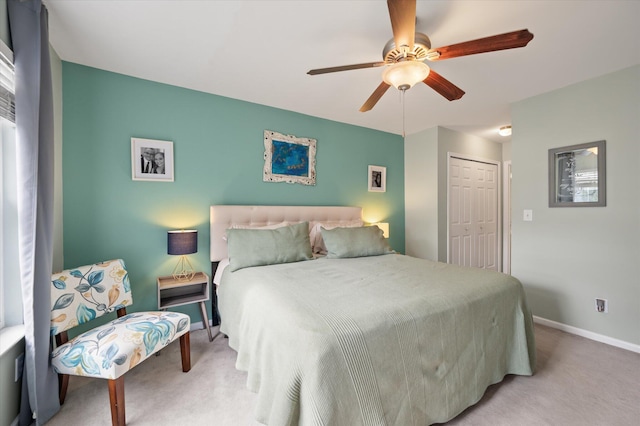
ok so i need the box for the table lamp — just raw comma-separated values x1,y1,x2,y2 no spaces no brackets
168,229,197,281
375,223,389,238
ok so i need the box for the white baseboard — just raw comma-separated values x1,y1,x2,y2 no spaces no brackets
533,316,640,354
191,315,640,352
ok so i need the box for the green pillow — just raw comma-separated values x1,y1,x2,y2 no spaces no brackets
227,221,313,271
320,226,394,259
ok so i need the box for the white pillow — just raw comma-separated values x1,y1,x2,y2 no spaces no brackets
223,222,291,241
230,221,291,230
309,220,363,254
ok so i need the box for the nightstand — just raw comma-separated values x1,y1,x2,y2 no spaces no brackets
157,272,213,342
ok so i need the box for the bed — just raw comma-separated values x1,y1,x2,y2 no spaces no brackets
210,205,535,426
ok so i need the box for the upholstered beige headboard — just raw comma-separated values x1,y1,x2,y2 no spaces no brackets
209,205,362,262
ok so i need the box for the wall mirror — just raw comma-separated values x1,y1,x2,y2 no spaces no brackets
548,140,606,207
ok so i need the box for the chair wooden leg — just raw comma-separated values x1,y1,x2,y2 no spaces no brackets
58,373,69,405
107,377,125,426
56,332,70,405
180,332,191,372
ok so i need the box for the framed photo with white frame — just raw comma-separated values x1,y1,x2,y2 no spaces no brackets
368,165,386,192
131,137,174,182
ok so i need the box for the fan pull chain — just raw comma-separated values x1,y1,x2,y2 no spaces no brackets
401,88,406,138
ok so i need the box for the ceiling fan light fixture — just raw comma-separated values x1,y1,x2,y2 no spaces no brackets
498,125,512,136
382,61,430,91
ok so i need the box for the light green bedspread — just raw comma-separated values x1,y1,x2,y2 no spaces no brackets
219,254,535,426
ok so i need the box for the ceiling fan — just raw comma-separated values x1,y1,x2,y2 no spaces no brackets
307,0,534,112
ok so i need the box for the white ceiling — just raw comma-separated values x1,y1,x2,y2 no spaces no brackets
44,0,640,143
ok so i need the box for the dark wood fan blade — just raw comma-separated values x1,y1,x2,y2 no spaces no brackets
387,0,416,52
359,82,391,112
307,62,386,75
423,70,465,101
428,29,534,61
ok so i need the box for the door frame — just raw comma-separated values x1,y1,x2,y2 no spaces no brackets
503,160,512,274
446,152,502,271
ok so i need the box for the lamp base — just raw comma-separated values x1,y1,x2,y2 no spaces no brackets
172,255,195,282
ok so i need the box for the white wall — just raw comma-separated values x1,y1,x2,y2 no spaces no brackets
502,141,512,162
405,127,438,260
511,65,640,346
405,126,502,262
436,127,503,261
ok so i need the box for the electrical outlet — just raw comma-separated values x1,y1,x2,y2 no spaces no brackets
15,353,24,382
595,298,608,313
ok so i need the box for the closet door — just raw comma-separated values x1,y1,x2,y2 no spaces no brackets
449,157,474,267
474,161,498,269
449,157,499,270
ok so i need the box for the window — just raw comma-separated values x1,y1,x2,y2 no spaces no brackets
1,38,17,329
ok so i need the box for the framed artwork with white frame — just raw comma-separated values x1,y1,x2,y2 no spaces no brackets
263,130,317,186
368,165,386,192
131,137,174,182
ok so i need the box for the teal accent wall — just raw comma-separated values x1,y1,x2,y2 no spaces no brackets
62,62,404,324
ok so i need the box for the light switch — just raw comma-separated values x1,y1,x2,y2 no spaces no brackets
523,209,533,221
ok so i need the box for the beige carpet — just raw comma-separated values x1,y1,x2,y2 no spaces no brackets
45,324,640,426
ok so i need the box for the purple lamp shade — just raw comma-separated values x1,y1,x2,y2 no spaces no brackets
167,230,197,255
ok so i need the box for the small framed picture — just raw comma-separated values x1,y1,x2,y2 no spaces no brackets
131,138,174,182
368,165,386,192
548,140,606,207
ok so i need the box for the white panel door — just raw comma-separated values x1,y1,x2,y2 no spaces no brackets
474,162,498,269
449,158,474,267
449,157,499,270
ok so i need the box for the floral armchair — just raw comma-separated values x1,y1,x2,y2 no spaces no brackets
50,259,191,426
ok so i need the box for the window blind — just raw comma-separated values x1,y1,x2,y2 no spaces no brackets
0,43,15,123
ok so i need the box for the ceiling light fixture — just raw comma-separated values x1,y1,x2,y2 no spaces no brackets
498,125,512,137
382,61,431,137
382,61,430,91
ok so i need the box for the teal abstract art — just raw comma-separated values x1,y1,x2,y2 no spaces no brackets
272,140,309,177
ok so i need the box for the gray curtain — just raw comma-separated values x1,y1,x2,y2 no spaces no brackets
8,0,59,424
